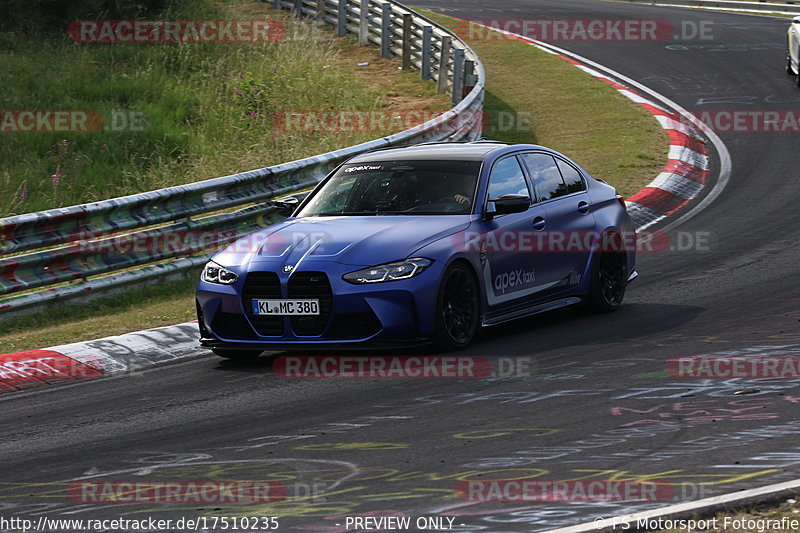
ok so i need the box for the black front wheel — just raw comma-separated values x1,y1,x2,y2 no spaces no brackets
586,244,627,313
434,263,480,350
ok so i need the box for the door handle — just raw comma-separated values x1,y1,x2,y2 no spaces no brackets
532,217,546,231
577,201,590,214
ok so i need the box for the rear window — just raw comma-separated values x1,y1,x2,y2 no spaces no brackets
520,153,566,201
556,159,586,194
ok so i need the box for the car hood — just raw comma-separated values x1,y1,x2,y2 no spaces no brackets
214,215,474,268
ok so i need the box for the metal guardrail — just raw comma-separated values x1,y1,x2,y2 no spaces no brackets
627,0,800,14
0,0,485,317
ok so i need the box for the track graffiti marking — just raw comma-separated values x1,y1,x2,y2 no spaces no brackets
462,419,800,468
293,443,408,451
610,399,780,427
452,429,559,439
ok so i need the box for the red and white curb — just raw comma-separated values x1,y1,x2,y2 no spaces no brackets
563,58,710,230
0,322,202,392
467,22,715,230
0,350,102,392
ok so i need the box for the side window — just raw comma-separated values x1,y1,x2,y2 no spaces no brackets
520,153,567,201
556,158,586,194
487,157,531,201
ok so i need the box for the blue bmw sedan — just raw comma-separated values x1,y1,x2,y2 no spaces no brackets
196,141,637,356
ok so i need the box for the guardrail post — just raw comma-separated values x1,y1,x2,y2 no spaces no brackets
273,0,281,9
316,0,326,19
463,59,475,98
421,26,432,80
294,0,303,16
380,3,392,58
402,13,414,70
359,0,369,45
337,0,347,36
436,35,451,94
451,47,465,105
402,13,412,69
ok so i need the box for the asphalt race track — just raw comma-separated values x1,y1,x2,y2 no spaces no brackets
2,1,800,531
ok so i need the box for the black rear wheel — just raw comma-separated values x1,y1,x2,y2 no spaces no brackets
434,263,480,350
587,236,627,313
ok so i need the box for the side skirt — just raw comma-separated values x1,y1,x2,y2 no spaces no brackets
482,297,582,327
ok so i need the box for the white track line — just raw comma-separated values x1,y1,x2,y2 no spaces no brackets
546,477,800,532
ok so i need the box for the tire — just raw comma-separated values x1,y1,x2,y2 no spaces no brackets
211,348,263,360
433,262,480,350
586,235,627,313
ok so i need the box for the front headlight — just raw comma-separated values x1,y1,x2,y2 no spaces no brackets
343,258,432,284
201,261,239,285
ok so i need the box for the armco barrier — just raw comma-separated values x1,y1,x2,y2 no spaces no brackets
0,0,485,317
626,0,800,14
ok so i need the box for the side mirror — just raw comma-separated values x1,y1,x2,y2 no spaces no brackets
484,195,530,219
273,195,299,216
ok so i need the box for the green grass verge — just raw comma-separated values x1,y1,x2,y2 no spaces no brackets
0,8,668,353
0,0,447,215
0,276,199,353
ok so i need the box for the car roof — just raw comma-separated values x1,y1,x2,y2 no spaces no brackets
347,141,547,162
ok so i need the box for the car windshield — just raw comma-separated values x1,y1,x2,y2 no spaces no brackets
296,159,481,216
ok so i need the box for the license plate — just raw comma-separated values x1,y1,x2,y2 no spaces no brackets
252,299,320,316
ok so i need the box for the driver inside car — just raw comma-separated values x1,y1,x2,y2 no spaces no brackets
433,173,474,211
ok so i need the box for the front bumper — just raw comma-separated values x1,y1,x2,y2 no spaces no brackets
196,260,443,349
